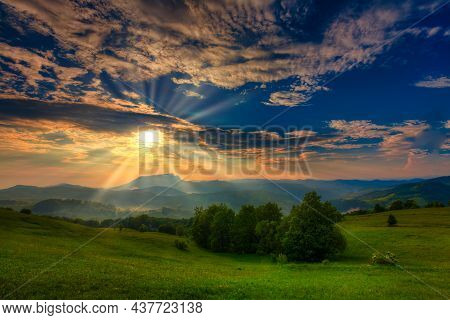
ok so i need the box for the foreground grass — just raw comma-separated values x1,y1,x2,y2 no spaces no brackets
0,207,449,299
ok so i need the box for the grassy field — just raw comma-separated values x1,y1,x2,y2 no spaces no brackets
1,207,449,299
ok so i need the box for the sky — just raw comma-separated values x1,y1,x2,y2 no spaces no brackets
0,0,449,187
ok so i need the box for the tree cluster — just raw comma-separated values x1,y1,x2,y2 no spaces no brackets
191,192,346,262
59,214,191,235
347,198,448,216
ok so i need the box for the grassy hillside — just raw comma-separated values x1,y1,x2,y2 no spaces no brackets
1,207,449,299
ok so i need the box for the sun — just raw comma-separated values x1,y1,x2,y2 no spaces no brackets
144,130,161,147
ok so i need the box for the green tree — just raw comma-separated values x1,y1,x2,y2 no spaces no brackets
387,214,397,226
373,204,386,213
209,204,235,252
176,225,186,236
283,192,346,262
191,206,214,249
255,220,281,254
389,200,404,211
404,199,419,209
256,202,283,222
232,205,257,253
20,208,32,215
158,223,176,235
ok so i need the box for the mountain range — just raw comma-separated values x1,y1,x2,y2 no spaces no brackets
0,174,448,219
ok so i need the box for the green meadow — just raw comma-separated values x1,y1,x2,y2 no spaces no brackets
1,207,449,299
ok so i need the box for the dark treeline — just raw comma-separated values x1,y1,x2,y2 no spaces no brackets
55,214,192,236
346,199,449,216
192,191,346,262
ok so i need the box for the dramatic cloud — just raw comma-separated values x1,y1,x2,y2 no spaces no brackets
415,76,450,88
328,120,388,139
0,99,194,133
287,130,317,137
265,91,308,107
183,90,204,99
0,0,445,107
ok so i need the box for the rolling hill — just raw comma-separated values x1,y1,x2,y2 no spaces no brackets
1,207,449,299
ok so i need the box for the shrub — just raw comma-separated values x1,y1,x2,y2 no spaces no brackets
20,208,32,215
139,224,148,232
275,253,288,264
370,251,398,265
158,223,176,235
404,199,419,209
373,204,386,213
387,214,397,226
283,192,346,262
389,200,403,211
176,225,186,236
174,239,188,251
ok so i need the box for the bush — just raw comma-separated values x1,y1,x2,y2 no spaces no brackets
139,224,148,232
20,208,32,215
404,199,419,209
174,239,188,251
370,251,398,265
387,214,397,226
373,204,386,213
275,253,288,264
389,200,404,211
283,192,346,262
176,225,186,236
158,223,176,235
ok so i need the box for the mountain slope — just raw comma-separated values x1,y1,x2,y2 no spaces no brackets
0,175,443,218
352,176,450,207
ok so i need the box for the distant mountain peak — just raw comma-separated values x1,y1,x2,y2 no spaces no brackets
115,174,182,190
